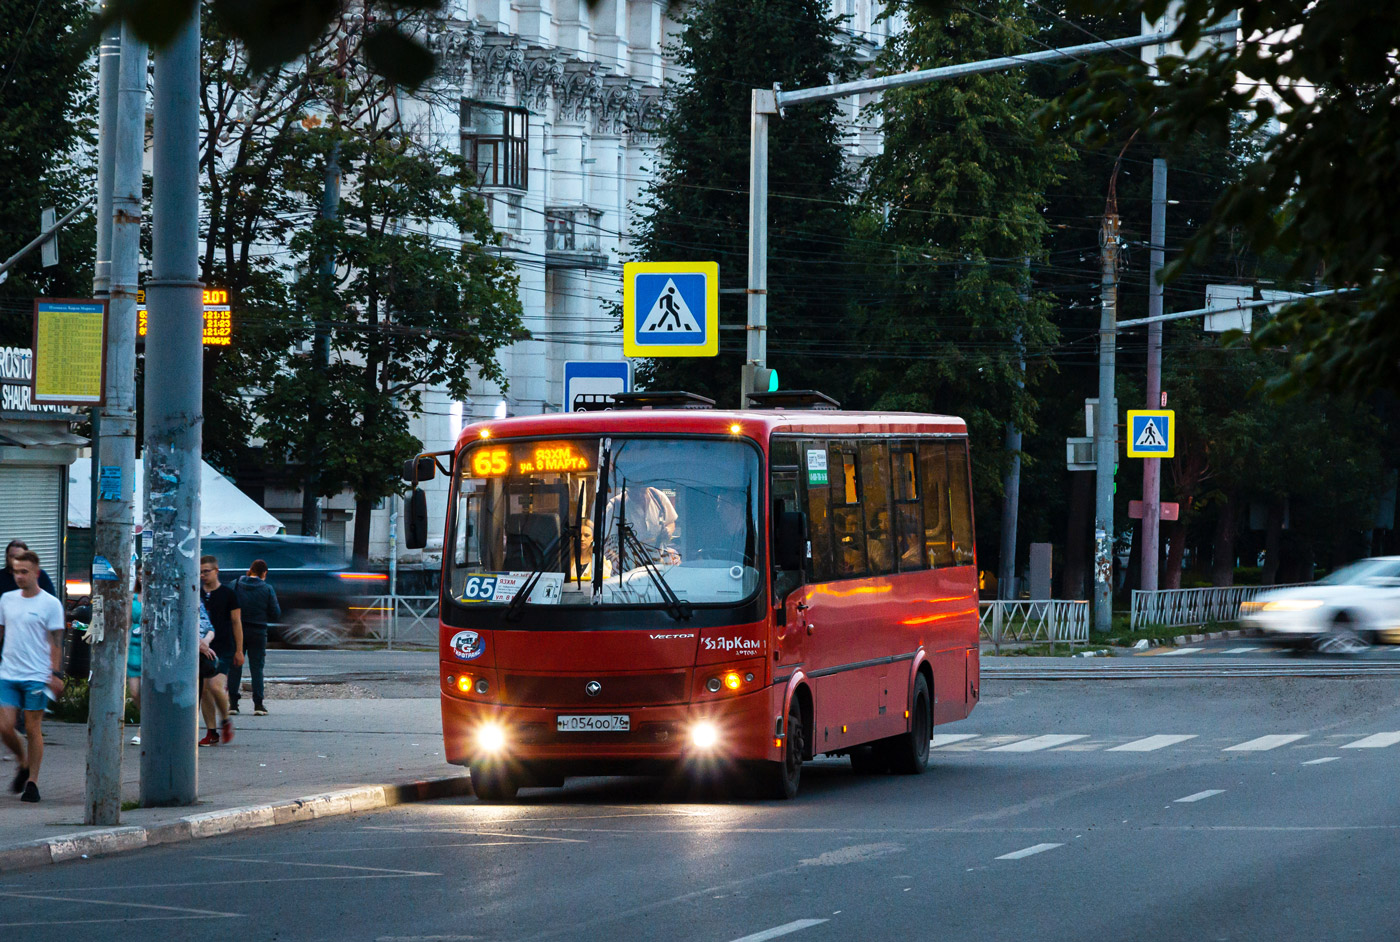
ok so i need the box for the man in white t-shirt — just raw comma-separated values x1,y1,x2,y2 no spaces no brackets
0,550,66,803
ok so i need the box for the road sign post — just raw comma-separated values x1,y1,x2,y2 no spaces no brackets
623,261,719,358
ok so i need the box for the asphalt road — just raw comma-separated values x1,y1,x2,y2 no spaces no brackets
6,674,1400,941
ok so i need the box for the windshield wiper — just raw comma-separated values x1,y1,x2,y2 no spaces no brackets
504,539,567,621
591,439,611,604
619,520,692,621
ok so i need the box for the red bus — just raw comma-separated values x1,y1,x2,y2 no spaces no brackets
406,394,980,800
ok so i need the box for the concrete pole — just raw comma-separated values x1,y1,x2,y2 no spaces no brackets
1141,158,1167,592
742,90,775,403
141,11,203,807
301,140,341,538
85,25,146,826
1094,213,1120,633
92,20,120,299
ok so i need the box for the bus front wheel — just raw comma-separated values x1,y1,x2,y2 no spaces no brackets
757,700,804,799
470,761,519,801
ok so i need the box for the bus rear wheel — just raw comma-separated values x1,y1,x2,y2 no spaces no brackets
470,761,519,801
757,700,804,799
886,674,932,775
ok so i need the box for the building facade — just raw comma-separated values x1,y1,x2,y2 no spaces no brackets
346,0,895,569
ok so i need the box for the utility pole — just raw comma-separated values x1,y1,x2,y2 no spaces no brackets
1141,158,1167,592
141,10,203,807
85,24,146,826
302,37,350,537
1094,211,1120,633
741,88,775,404
92,22,120,300
998,259,1029,600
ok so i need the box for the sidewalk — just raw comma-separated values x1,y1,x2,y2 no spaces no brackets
0,695,463,863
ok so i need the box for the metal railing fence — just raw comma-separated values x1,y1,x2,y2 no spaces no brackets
347,595,440,648
979,600,1090,652
1130,583,1311,630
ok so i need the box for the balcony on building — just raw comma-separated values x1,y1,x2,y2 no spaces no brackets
545,205,608,270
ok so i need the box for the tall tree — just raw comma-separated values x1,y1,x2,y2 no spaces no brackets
199,12,527,558
0,0,95,344
630,0,860,406
859,2,1071,507
1056,0,1400,398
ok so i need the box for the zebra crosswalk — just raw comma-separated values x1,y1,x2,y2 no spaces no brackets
929,731,1400,754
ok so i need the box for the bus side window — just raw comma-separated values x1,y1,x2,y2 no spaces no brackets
892,446,926,571
947,438,975,565
802,441,835,582
859,441,896,575
919,441,954,567
830,445,867,577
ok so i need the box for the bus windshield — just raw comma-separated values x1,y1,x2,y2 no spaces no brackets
447,436,762,609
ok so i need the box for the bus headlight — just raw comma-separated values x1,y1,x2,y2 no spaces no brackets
690,721,720,750
476,723,507,753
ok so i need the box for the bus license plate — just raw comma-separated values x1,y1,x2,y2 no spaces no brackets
557,714,630,733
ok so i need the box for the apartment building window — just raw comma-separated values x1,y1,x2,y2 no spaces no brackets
460,100,528,190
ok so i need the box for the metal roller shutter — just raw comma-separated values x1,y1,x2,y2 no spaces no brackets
0,465,64,577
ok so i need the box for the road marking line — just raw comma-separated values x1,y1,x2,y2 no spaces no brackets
989,734,1087,752
995,843,1064,860
1303,757,1341,765
1156,648,1203,656
0,891,240,919
931,733,979,748
1175,789,1225,803
1221,647,1261,654
1225,734,1307,751
192,856,439,876
1109,734,1198,752
727,918,829,942
1341,732,1400,749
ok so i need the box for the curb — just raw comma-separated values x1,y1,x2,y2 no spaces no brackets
1172,627,1263,646
0,774,472,874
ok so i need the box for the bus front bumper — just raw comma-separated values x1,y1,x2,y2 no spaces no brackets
441,687,780,767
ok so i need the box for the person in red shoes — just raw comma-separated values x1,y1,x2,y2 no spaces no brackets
198,555,242,746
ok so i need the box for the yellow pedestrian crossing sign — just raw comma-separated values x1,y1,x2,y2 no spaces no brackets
623,261,719,357
1127,410,1174,457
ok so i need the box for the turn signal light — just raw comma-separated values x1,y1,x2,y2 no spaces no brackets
723,672,742,691
457,675,473,694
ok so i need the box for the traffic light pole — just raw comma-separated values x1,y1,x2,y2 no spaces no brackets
1141,158,1167,592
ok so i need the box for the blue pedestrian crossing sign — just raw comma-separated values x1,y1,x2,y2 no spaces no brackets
623,261,719,357
1127,410,1174,458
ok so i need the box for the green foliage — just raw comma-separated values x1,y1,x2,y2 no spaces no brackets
1054,0,1400,398
0,0,96,344
630,0,860,406
51,678,90,723
199,14,526,552
858,2,1071,499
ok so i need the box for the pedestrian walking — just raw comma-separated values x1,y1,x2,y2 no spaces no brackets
127,576,142,745
198,555,243,746
229,559,279,716
0,540,57,597
0,550,65,802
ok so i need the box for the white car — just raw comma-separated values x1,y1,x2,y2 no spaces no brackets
1240,557,1400,651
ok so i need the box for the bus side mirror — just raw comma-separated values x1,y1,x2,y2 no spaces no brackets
774,509,807,573
402,456,436,484
405,489,429,550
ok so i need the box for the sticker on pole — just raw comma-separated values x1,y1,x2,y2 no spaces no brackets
623,261,718,357
1126,409,1174,457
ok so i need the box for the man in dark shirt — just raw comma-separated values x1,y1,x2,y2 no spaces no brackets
0,541,57,597
198,555,243,746
229,559,280,716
